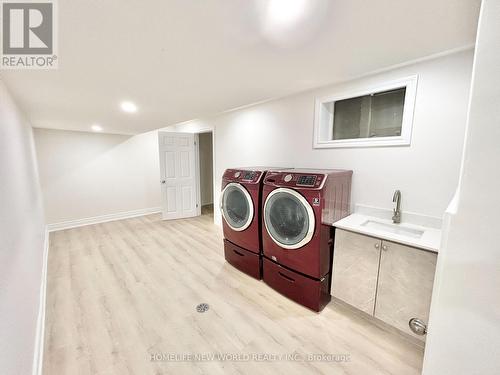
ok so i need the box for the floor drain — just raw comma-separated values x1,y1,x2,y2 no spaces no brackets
196,303,209,313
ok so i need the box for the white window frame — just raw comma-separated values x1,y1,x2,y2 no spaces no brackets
313,75,418,149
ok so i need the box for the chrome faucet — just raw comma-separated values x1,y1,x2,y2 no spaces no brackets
392,190,402,224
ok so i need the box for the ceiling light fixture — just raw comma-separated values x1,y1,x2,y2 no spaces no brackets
120,101,138,113
258,0,324,46
91,124,103,132
266,0,308,29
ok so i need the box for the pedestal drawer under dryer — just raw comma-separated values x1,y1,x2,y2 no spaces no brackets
263,257,331,312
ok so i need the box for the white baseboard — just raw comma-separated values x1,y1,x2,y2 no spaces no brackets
32,227,50,375
46,206,162,232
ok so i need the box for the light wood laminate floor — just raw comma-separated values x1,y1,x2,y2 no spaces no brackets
43,212,424,375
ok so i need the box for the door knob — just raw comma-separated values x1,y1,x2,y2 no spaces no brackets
374,243,380,249
161,180,166,184
382,244,388,251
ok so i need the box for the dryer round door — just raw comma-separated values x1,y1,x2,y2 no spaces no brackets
220,183,254,231
263,188,315,250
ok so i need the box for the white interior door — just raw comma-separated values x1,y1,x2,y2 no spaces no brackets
158,132,198,220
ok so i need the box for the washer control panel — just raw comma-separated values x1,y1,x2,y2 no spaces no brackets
242,171,257,181
223,169,262,184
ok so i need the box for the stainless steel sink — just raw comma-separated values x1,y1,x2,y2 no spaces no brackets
361,219,424,239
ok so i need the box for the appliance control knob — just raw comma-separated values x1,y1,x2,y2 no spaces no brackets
284,174,293,182
234,171,241,178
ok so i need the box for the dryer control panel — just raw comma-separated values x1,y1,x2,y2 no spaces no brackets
297,175,317,186
264,171,325,189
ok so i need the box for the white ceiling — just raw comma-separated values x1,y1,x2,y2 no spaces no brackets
1,0,480,135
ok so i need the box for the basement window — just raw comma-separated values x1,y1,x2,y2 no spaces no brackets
313,76,418,148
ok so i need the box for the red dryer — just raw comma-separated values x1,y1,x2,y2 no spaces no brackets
261,169,352,311
220,167,280,279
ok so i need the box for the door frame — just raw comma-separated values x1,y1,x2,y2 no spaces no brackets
193,127,216,221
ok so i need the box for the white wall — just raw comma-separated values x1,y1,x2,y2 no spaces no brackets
423,1,500,374
168,50,473,226
199,132,214,205
0,80,46,375
34,128,161,225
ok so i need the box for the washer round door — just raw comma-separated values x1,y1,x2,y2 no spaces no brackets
264,188,315,250
220,183,254,231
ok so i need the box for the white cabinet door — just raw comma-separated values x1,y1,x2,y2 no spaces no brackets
332,229,381,314
158,132,198,220
374,240,437,341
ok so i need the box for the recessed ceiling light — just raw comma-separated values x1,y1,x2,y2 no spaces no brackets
91,124,103,132
266,0,308,29
120,101,138,113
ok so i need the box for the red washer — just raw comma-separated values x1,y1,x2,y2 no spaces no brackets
220,167,284,279
261,169,352,311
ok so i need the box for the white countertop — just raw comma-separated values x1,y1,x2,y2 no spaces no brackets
333,213,442,253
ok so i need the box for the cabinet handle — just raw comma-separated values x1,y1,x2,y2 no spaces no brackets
374,243,380,249
278,271,295,283
382,244,388,251
409,318,427,335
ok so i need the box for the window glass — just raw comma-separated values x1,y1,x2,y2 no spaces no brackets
370,88,406,137
222,185,250,229
265,192,309,246
332,87,406,140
